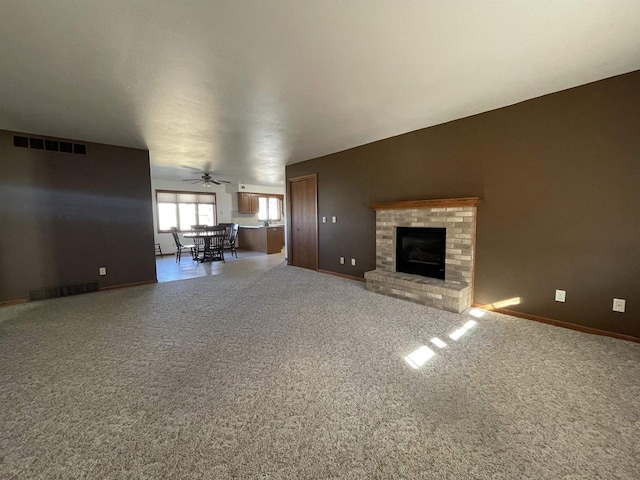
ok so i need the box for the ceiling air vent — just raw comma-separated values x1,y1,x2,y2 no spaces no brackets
12,135,86,155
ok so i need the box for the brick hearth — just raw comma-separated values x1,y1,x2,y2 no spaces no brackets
364,198,479,313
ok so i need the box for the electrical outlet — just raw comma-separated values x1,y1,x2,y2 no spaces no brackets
555,289,566,302
322,216,327,223
332,216,337,223
339,257,345,265
99,267,107,276
351,258,356,266
613,298,626,313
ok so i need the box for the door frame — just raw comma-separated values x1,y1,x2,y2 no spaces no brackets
287,173,318,270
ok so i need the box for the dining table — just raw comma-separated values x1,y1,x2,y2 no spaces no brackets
183,227,227,262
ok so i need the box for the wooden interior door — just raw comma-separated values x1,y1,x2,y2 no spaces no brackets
288,174,318,270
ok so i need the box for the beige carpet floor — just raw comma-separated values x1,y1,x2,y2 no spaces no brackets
1,263,639,479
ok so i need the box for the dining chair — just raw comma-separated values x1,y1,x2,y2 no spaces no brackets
224,223,239,258
190,224,208,259
170,227,197,263
205,225,227,263
218,223,236,256
217,222,233,238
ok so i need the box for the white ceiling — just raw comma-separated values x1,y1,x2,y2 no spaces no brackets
1,1,639,185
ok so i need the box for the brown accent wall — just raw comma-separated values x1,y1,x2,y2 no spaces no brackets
0,130,156,302
286,70,640,338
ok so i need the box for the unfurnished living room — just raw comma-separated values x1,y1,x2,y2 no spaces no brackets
1,1,639,479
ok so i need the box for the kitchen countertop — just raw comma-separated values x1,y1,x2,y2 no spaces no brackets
239,225,284,229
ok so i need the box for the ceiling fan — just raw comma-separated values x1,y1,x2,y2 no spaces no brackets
181,166,231,187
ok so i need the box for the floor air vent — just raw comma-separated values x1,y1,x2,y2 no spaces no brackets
29,282,99,301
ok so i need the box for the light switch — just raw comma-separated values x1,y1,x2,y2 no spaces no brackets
99,267,107,276
555,290,566,302
332,216,337,223
322,217,327,223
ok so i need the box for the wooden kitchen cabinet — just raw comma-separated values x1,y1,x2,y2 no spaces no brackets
238,193,259,214
238,226,285,254
238,192,285,215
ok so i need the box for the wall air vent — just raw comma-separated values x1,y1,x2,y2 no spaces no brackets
13,136,28,148
29,138,44,150
45,140,59,152
29,282,99,301
13,135,86,155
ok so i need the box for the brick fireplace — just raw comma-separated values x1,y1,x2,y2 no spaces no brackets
364,197,479,313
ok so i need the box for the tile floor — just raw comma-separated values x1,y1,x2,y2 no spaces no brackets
155,250,286,283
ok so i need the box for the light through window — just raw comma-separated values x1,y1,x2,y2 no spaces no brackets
404,346,435,369
258,197,268,220
268,197,280,220
198,203,215,225
157,191,217,232
158,203,177,231
258,195,282,221
449,320,477,341
178,203,197,231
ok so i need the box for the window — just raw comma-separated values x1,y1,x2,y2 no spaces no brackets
258,195,282,221
157,191,217,232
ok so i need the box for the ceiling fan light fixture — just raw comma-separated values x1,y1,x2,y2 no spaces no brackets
181,167,230,186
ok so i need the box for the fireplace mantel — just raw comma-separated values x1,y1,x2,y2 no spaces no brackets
370,197,480,210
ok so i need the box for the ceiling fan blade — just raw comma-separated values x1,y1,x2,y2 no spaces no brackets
182,178,201,181
181,165,202,171
216,180,231,184
212,180,221,185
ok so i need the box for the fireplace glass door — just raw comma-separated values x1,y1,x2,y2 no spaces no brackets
396,227,446,279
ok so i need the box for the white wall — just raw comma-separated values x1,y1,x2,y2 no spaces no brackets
230,183,286,227
151,178,233,254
